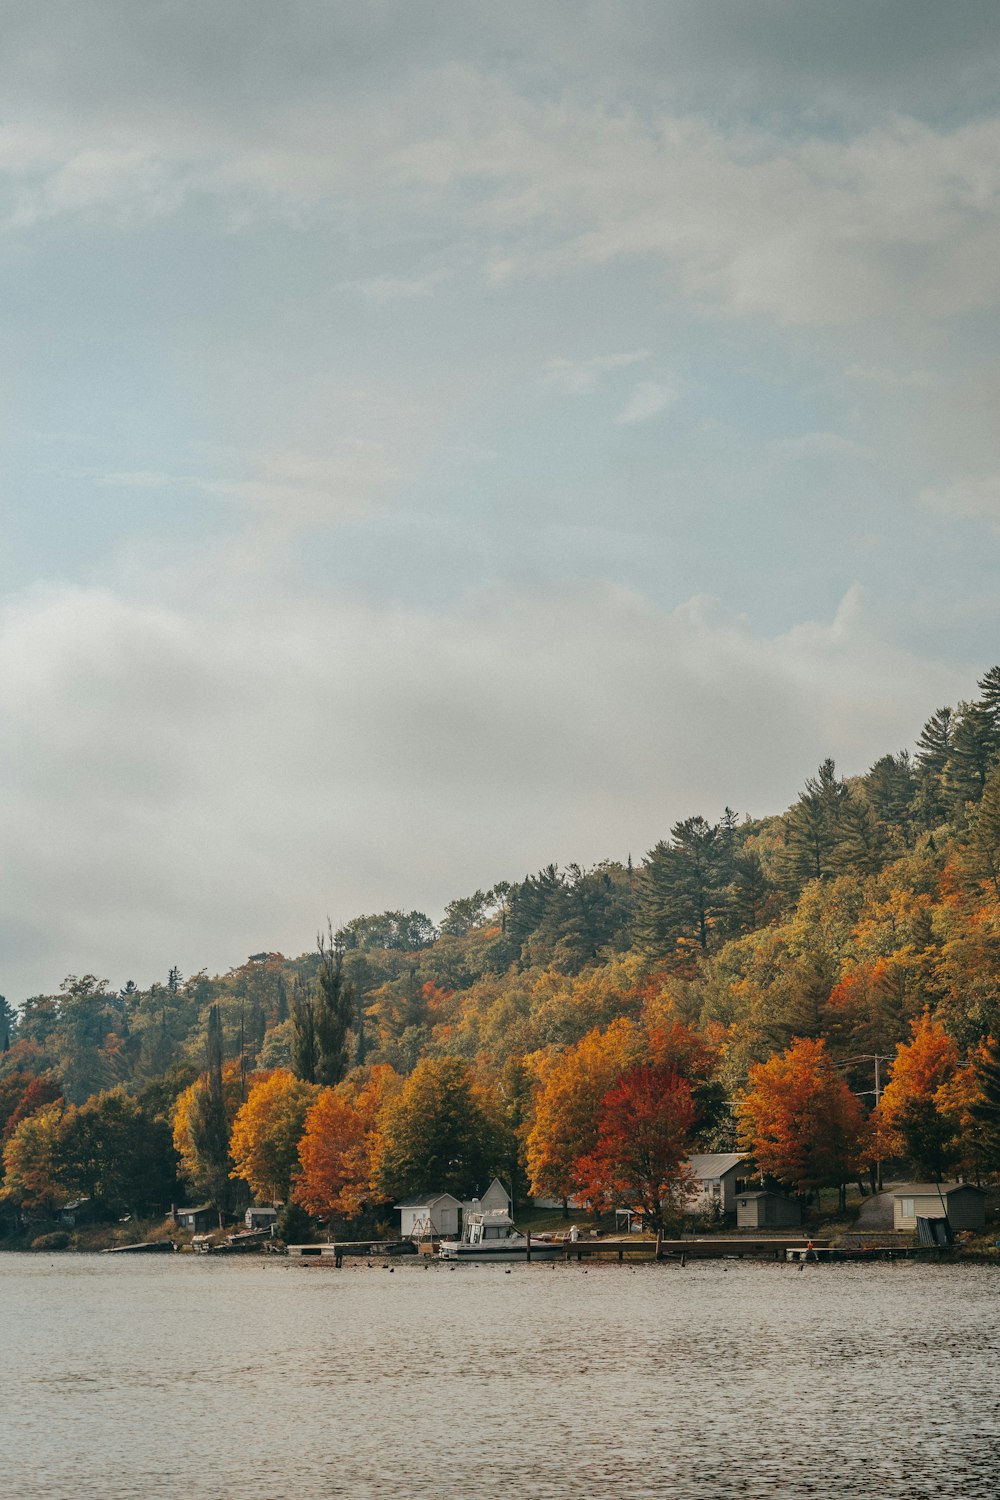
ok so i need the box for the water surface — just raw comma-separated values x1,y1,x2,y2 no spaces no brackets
3,1254,998,1498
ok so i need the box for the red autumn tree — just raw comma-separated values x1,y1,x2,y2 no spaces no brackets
2,1074,63,1142
574,1063,697,1229
737,1036,864,1200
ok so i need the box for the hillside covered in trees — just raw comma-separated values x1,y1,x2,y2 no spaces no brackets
3,666,1000,1237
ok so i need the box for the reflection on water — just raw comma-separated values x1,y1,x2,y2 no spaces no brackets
2,1254,999,1499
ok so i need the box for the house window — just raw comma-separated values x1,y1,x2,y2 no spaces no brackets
901,1198,914,1218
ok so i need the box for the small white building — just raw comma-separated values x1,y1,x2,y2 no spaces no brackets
684,1153,750,1217
245,1206,279,1231
892,1183,987,1233
396,1192,463,1239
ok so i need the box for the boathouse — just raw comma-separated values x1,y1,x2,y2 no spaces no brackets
462,1178,510,1216
176,1203,216,1232
892,1183,986,1233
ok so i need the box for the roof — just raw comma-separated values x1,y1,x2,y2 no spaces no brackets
58,1197,91,1211
737,1190,794,1201
178,1203,215,1215
394,1193,463,1209
892,1183,987,1198
686,1153,748,1179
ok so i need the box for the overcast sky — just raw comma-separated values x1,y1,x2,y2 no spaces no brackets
2,2,999,999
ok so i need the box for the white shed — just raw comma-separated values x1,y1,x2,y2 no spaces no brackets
892,1183,986,1233
396,1192,463,1239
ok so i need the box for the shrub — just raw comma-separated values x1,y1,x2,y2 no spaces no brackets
30,1231,71,1251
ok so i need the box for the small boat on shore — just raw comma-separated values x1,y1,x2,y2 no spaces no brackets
438,1209,562,1261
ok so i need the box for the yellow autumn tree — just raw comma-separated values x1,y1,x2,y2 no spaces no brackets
1,1102,66,1212
229,1068,320,1203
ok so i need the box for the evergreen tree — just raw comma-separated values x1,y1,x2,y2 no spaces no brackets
864,752,917,845
190,1004,231,1216
943,701,997,815
782,759,847,888
914,706,954,828
636,816,724,957
969,1034,1000,1173
291,978,318,1084
314,925,356,1087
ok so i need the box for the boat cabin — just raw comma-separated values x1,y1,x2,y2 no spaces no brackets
463,1209,521,1246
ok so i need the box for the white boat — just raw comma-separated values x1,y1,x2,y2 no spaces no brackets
437,1208,563,1260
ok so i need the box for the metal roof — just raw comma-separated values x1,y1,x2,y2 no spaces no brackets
686,1153,748,1179
892,1183,986,1197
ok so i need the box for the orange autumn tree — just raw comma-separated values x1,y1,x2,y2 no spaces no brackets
295,1065,401,1222
737,1036,864,1203
574,1063,697,1229
871,1010,960,1179
525,1019,642,1205
229,1068,320,1203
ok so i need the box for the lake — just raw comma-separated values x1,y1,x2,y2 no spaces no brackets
2,1254,998,1499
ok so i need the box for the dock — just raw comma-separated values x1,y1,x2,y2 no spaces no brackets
287,1234,829,1264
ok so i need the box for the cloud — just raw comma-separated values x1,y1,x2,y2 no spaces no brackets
615,381,677,425
921,475,1000,523
542,350,650,394
2,33,999,334
75,445,398,527
0,571,967,999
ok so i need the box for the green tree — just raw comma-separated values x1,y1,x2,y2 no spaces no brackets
59,1089,177,1217
375,1056,510,1201
190,1005,231,1214
636,816,725,958
314,927,356,1087
969,1033,1000,1173
914,706,954,828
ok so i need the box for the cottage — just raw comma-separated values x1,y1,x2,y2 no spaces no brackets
892,1183,987,1233
684,1154,750,1217
245,1206,279,1231
176,1204,217,1233
395,1192,463,1239
736,1190,802,1228
462,1177,511,1216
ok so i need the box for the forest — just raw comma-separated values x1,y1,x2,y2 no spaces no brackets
3,666,1000,1241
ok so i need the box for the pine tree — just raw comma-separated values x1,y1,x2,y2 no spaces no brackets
314,924,356,1087
944,701,997,815
970,1034,1000,1172
191,1004,231,1217
914,706,953,828
635,816,724,957
291,978,317,1084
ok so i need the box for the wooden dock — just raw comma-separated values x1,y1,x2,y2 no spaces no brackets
287,1234,829,1265
543,1234,830,1263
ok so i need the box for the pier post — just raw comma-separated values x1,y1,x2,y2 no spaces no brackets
655,1229,663,1262
526,1230,531,1263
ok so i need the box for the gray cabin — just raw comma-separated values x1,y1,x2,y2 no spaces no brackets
736,1190,802,1228
684,1153,749,1217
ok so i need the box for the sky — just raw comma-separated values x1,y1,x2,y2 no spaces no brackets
2,1,1000,999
